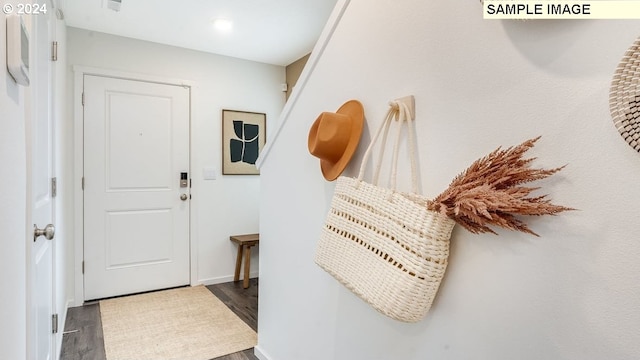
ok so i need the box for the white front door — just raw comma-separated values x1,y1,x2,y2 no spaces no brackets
30,1,55,359
83,75,191,301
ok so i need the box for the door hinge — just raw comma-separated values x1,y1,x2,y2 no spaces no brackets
52,314,58,334
82,92,85,106
51,41,58,61
81,177,85,190
82,261,85,274
51,177,57,198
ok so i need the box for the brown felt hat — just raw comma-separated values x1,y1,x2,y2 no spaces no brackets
308,100,364,181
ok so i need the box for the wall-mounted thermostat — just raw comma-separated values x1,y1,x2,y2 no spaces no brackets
6,14,30,86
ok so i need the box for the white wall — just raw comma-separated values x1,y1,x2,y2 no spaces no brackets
0,9,28,360
65,27,285,302
258,2,640,360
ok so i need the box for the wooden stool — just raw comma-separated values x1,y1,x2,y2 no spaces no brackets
230,233,259,289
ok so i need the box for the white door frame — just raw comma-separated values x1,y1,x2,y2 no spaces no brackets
72,66,197,305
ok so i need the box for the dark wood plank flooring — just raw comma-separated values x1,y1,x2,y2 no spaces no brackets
207,280,258,333
60,303,106,360
60,279,259,360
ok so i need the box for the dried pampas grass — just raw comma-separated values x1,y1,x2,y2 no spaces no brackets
427,137,573,236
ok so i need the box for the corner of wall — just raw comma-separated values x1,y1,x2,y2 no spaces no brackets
256,0,351,169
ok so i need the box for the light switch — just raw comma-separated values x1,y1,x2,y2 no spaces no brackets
203,167,217,180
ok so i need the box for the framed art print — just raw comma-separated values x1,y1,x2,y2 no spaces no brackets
222,109,266,175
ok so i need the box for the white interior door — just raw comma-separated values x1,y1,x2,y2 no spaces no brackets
83,75,190,301
30,2,55,359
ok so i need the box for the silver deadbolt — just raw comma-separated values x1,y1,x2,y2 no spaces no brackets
180,172,188,188
34,224,55,241
180,194,188,201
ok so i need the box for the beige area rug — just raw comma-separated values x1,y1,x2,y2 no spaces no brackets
100,285,257,360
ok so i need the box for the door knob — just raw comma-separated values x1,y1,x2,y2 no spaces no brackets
180,194,188,201
34,224,55,241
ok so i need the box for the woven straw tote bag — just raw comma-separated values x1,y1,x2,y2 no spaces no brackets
610,36,640,152
315,99,456,323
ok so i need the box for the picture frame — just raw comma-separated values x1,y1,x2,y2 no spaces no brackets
222,109,266,175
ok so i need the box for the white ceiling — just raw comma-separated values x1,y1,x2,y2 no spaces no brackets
62,0,339,66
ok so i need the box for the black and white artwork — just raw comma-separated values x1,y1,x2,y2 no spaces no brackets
222,110,266,175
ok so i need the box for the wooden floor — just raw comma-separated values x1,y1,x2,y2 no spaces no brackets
60,279,259,360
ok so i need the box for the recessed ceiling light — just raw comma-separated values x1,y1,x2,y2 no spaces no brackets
212,19,233,32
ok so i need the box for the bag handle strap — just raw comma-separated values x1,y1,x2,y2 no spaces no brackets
391,100,418,193
357,97,419,194
357,104,394,184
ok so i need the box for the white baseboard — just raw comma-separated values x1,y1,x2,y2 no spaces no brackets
254,345,273,360
69,295,83,308
198,271,259,286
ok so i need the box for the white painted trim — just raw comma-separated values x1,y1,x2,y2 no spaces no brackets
71,65,195,88
72,69,83,306
255,0,350,168
72,65,196,305
197,271,260,286
254,345,273,360
188,85,199,288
